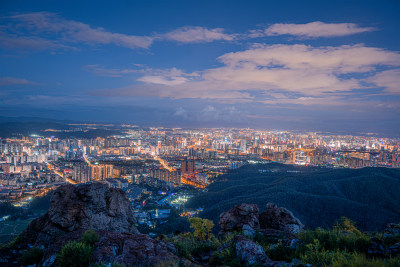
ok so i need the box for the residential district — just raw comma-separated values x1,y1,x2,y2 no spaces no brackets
1,125,400,231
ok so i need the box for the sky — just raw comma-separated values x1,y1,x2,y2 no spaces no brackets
0,0,400,135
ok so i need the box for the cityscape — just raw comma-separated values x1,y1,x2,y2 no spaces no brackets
1,124,399,203
0,0,400,266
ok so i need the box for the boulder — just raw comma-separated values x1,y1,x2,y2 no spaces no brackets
234,235,267,264
92,232,187,267
219,204,259,235
259,203,304,234
19,182,139,247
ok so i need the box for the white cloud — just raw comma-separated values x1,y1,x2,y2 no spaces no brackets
366,69,400,94
162,26,236,43
93,44,400,104
264,22,376,37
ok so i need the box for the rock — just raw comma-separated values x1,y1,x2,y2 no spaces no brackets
259,203,304,234
368,237,388,257
219,204,259,235
383,223,400,238
92,232,185,267
18,183,139,247
234,235,267,264
388,243,400,256
243,224,256,238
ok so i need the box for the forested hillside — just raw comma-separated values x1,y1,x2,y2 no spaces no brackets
187,163,400,230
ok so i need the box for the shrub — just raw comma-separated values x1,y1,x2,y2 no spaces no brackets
209,246,241,267
331,253,400,267
171,233,220,260
299,227,371,254
19,247,44,266
334,217,362,236
265,240,301,262
300,239,349,267
56,241,93,267
188,217,214,240
81,230,99,246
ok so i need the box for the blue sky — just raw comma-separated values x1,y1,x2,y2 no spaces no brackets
1,0,400,134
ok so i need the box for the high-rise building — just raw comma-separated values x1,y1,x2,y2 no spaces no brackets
181,159,195,173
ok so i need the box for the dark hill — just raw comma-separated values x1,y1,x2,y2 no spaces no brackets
187,163,400,231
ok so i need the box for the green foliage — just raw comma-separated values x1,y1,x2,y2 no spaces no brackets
81,230,99,246
334,217,362,236
265,240,301,262
300,239,349,267
299,226,371,254
19,247,44,266
331,253,400,267
188,217,214,240
56,241,93,267
171,233,220,260
209,246,241,267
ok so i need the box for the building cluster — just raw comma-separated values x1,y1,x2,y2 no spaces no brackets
1,126,400,202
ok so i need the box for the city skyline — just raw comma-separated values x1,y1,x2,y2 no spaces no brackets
1,0,400,135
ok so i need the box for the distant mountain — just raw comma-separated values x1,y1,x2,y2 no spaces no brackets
0,121,122,138
187,163,400,231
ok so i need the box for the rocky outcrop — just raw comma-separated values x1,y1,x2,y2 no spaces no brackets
233,235,267,265
219,203,304,237
92,232,187,267
38,230,190,267
219,203,259,235
19,182,139,247
259,203,304,234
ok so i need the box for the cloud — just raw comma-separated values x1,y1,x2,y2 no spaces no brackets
1,13,239,51
1,12,153,50
366,69,400,94
0,76,37,86
264,22,376,38
90,44,400,105
83,65,142,77
162,26,236,43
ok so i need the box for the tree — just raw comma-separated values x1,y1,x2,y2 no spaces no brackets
188,217,214,240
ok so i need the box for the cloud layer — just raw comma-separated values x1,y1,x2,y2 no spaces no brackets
91,44,400,104
0,13,378,51
264,22,376,37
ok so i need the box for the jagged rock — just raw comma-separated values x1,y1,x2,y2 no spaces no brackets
18,182,139,247
383,223,400,238
38,230,191,267
368,237,388,257
92,232,188,267
234,235,267,264
219,204,259,235
259,203,304,234
243,224,256,238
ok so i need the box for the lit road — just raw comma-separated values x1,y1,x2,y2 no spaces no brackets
44,161,78,184
83,154,92,165
153,155,176,172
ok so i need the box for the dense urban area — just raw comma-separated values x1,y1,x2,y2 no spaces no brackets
1,123,400,240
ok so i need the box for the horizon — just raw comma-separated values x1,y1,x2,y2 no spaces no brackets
1,0,400,135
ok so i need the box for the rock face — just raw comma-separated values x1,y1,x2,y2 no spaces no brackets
19,182,139,247
92,232,186,266
219,203,304,236
259,203,304,234
234,235,267,265
219,203,259,235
